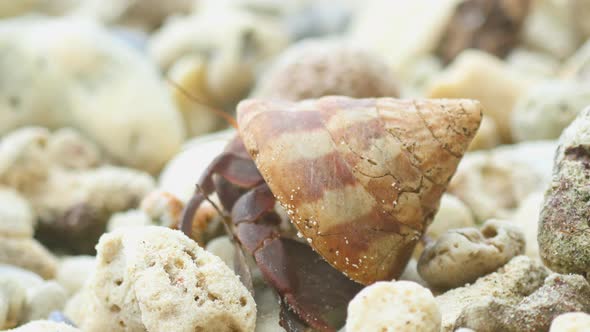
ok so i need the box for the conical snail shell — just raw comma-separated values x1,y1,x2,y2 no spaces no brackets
237,96,482,285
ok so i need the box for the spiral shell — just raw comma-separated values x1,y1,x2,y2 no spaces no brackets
237,96,482,284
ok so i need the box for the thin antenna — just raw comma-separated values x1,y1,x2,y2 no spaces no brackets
166,77,238,129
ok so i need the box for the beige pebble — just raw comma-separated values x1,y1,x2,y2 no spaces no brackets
347,280,440,332
77,226,256,332
253,286,280,332
4,320,80,332
512,191,544,259
46,128,102,170
0,187,34,238
418,220,525,290
0,127,50,193
550,312,590,332
150,7,288,106
511,80,590,142
0,265,43,288
523,0,581,60
399,259,428,288
436,256,548,332
20,281,68,323
56,256,96,296
562,40,590,81
0,17,185,173
425,194,474,241
159,130,234,202
506,48,560,79
427,50,532,142
449,151,541,222
139,190,184,229
349,0,460,72
467,115,501,151
32,166,155,254
62,290,87,327
0,277,26,329
414,193,475,259
253,38,400,101
71,0,193,31
106,210,152,232
167,54,225,137
398,55,443,98
205,236,235,270
0,238,57,279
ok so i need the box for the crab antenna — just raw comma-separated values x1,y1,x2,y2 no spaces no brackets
165,77,239,129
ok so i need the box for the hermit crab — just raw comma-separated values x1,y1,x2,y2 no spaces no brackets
180,96,482,331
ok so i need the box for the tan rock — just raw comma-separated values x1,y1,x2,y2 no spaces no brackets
0,238,57,279
418,220,525,290
427,50,532,142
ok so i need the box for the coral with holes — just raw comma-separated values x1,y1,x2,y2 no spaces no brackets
73,226,256,332
418,219,525,290
346,280,441,332
539,106,590,276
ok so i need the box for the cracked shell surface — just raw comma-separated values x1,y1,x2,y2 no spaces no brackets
77,226,256,332
237,96,482,284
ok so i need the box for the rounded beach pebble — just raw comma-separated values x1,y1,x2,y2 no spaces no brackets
418,219,525,290
77,226,256,332
4,320,80,332
253,39,400,101
550,312,590,332
346,280,441,332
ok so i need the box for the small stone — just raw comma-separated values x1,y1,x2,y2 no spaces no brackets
419,220,525,290
428,50,532,142
550,312,590,332
253,39,400,101
55,256,96,296
4,320,80,332
0,238,58,279
20,281,68,323
511,80,590,142
0,187,35,238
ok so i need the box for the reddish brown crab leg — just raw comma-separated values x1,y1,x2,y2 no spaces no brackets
180,150,264,235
